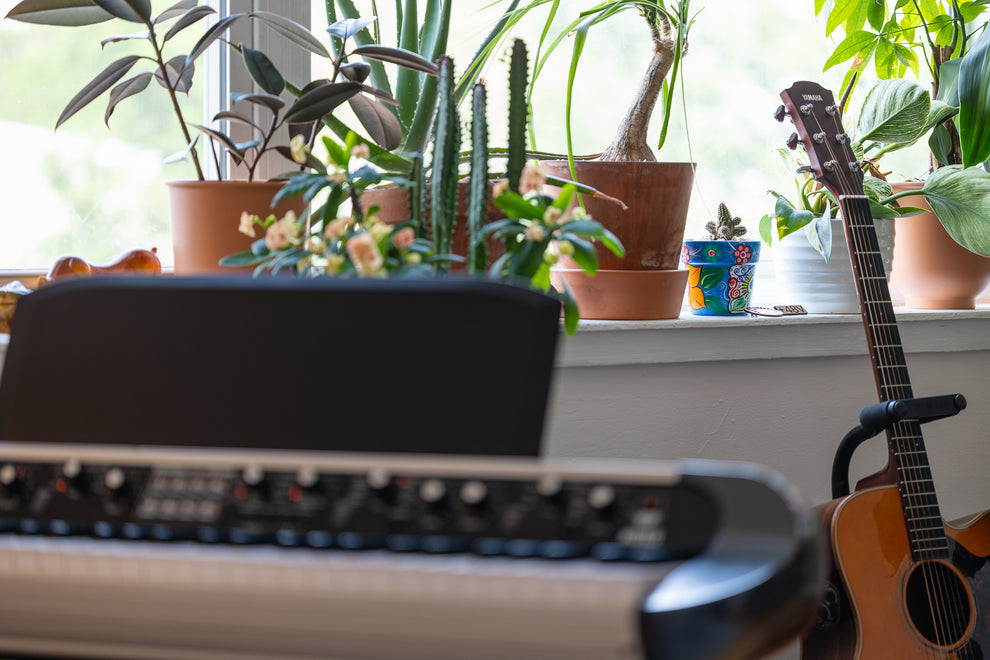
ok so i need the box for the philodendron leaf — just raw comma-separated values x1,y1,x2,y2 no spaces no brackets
351,45,439,75
162,5,213,42
957,28,990,168
249,11,330,59
283,82,361,123
805,214,833,261
856,79,931,145
921,165,990,256
929,122,953,165
100,30,149,46
936,57,961,106
772,195,818,240
241,46,285,96
347,94,402,150
92,0,150,23
105,71,151,124
153,0,195,24
56,54,140,129
5,0,113,26
155,55,193,93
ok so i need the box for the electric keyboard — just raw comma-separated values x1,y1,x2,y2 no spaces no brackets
0,447,822,660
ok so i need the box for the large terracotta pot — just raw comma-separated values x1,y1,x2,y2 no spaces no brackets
167,180,305,275
889,182,990,309
543,161,695,320
361,180,504,269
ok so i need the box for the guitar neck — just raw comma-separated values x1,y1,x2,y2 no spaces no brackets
838,194,949,560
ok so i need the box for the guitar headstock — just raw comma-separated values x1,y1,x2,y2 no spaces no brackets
775,81,863,198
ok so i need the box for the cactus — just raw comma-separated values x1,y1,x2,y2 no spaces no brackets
506,39,530,193
467,83,490,274
706,203,747,241
429,56,461,272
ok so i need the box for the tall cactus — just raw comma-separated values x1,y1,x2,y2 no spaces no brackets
467,82,490,274
505,39,530,193
429,55,461,272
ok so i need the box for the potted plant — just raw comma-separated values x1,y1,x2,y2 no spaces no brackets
813,0,990,307
223,40,624,334
4,1,431,273
464,0,698,319
681,203,760,315
759,141,920,313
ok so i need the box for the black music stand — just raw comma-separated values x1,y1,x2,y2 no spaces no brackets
0,276,561,456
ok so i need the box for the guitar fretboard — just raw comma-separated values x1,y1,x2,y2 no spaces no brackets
839,194,948,560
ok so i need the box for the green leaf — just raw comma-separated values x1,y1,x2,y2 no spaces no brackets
284,82,362,123
493,192,545,221
347,94,403,150
704,296,727,315
153,0,195,24
936,57,961,106
560,218,605,238
759,213,774,246
773,195,818,239
104,71,151,125
699,266,727,289
825,0,865,36
806,215,833,261
92,0,150,23
856,79,931,144
867,0,886,30
248,10,331,59
213,110,262,134
231,91,284,112
56,55,140,129
823,30,879,71
100,30,149,46
921,166,990,256
5,0,113,26
327,16,376,40
560,235,597,274
155,54,193,94
162,4,213,42
929,122,953,165
189,122,245,166
557,278,580,335
351,45,440,75
241,46,285,96
957,29,990,167
219,250,270,267
183,13,244,72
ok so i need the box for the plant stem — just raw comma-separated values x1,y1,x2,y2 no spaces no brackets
145,21,205,181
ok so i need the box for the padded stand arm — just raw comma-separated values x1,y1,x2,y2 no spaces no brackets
831,393,967,499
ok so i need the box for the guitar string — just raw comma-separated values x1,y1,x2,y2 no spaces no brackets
800,94,972,656
810,97,974,658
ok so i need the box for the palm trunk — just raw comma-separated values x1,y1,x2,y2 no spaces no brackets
598,17,677,162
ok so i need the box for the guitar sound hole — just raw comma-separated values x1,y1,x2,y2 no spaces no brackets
905,560,972,648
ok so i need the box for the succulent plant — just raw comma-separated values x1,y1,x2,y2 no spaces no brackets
706,203,747,241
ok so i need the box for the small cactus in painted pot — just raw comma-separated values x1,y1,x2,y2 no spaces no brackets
682,203,762,315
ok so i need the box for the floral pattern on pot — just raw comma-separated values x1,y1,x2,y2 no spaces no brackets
682,240,761,315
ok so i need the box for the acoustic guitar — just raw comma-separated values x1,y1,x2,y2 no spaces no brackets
775,81,990,660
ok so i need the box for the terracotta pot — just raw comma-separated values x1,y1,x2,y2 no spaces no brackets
167,180,306,275
361,180,504,269
888,182,990,309
550,269,689,320
541,161,694,270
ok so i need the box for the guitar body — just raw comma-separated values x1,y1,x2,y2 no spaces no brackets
803,486,990,659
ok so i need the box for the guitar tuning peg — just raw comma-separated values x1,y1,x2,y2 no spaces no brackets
774,104,788,122
786,133,800,150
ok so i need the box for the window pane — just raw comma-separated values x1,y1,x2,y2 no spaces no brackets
0,1,204,270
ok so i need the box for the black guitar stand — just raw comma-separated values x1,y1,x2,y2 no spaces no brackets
831,394,968,499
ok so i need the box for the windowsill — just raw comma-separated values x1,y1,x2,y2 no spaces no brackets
3,307,990,372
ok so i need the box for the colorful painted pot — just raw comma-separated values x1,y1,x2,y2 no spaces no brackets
681,240,761,315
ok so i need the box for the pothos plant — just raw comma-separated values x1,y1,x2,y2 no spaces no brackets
224,39,626,334
4,1,437,182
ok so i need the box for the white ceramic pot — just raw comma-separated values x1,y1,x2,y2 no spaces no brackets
773,218,895,314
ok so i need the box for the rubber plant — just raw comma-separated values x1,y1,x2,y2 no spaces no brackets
814,0,990,256
4,1,435,181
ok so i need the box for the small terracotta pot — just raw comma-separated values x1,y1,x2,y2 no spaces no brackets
681,240,761,315
550,269,689,320
167,180,305,275
889,182,990,309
